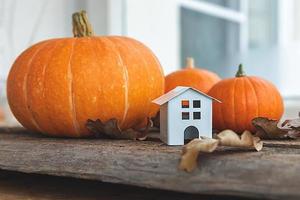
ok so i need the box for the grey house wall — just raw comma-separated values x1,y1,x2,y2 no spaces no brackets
167,89,212,145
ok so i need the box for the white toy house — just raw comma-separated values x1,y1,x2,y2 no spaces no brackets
152,86,221,145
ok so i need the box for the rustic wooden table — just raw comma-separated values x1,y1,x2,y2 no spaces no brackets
0,170,252,200
0,127,299,200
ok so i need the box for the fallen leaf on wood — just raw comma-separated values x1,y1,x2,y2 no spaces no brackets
252,117,300,139
179,130,262,172
252,117,286,139
86,118,150,140
179,138,219,172
216,130,263,151
281,113,300,131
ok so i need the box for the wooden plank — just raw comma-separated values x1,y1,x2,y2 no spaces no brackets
0,128,299,199
0,170,227,200
263,139,300,148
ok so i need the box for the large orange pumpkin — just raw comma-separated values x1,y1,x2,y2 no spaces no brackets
208,64,284,133
165,57,221,93
7,11,164,137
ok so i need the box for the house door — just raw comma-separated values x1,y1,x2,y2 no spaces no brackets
184,126,199,139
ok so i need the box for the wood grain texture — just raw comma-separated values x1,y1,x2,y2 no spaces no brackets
1,170,245,200
0,127,299,200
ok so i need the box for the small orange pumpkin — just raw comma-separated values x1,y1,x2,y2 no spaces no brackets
165,57,221,93
208,64,284,133
7,11,164,137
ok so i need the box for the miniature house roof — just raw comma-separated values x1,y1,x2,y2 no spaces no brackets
152,86,221,105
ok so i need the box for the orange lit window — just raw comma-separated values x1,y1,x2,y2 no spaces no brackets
181,100,189,108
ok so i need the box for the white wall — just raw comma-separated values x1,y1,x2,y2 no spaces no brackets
0,0,112,125
125,0,180,75
277,0,300,97
0,0,109,80
0,0,180,79
1,0,70,79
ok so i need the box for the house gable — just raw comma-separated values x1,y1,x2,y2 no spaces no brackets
152,86,220,106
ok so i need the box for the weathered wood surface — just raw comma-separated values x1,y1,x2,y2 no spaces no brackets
0,127,299,200
1,170,238,200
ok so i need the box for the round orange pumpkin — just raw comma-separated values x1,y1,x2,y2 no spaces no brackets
208,64,284,133
165,57,221,93
7,11,164,137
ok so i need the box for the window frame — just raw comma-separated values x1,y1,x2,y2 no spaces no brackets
193,112,201,120
179,0,249,52
193,100,201,108
182,112,190,120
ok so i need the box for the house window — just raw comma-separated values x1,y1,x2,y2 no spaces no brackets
182,112,189,120
193,112,201,120
181,100,189,108
193,100,201,108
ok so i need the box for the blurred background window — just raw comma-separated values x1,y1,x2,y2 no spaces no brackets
181,0,279,80
1,0,300,124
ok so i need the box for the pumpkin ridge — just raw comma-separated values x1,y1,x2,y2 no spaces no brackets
229,79,237,130
245,77,259,121
257,77,272,117
93,38,106,122
104,37,129,127
28,40,61,135
117,37,152,127
7,43,43,133
269,81,284,117
232,78,237,132
23,41,50,132
127,37,164,77
89,37,103,118
134,39,164,117
255,77,280,118
242,78,248,131
219,80,229,130
215,86,225,130
67,38,81,136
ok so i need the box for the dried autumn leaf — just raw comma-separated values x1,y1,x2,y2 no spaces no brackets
179,138,219,172
252,117,300,139
216,130,263,151
86,118,150,140
280,113,300,131
179,130,263,172
252,117,287,139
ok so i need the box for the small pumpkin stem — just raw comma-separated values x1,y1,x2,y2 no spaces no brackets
72,10,94,37
235,64,246,77
186,57,195,69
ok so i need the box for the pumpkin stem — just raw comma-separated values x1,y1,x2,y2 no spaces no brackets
186,57,195,69
72,10,94,37
235,64,246,77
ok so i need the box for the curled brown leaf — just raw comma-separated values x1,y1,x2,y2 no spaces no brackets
216,130,263,151
252,117,287,139
179,130,263,172
280,114,300,131
86,118,150,140
252,117,300,139
179,138,219,172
